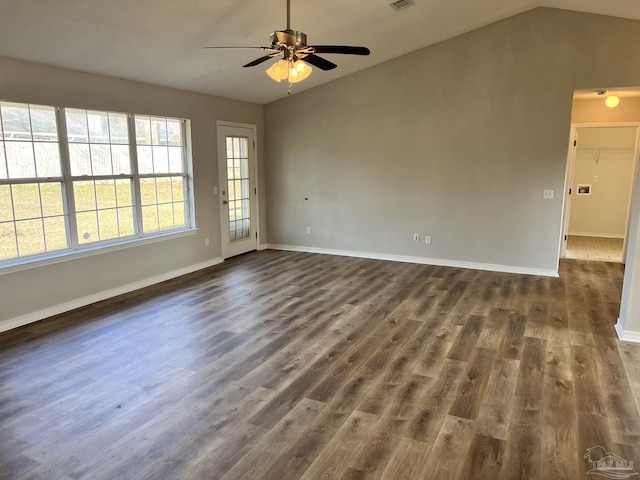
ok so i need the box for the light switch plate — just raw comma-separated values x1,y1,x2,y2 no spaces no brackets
543,190,554,199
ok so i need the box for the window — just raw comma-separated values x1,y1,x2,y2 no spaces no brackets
0,101,192,266
134,115,187,233
66,109,135,245
0,102,67,260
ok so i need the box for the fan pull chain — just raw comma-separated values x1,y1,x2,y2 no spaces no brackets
288,83,293,95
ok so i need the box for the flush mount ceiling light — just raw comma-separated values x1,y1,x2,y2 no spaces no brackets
205,0,370,94
597,89,620,108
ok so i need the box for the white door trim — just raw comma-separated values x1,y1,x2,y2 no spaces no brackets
216,121,259,258
559,128,579,261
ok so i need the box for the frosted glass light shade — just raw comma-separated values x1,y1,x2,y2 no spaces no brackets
606,95,620,108
288,60,312,83
266,59,289,82
266,58,312,84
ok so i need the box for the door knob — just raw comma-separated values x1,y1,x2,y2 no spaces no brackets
222,200,229,205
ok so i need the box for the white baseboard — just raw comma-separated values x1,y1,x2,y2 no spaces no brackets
568,232,625,239
0,257,224,334
266,244,558,278
616,319,640,343
1,245,561,335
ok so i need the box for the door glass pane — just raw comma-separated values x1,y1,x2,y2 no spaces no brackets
225,135,251,242
229,221,236,241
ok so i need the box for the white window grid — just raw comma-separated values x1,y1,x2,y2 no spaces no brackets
0,102,68,259
0,101,192,265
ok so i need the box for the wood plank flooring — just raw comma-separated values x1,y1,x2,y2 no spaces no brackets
1,250,639,480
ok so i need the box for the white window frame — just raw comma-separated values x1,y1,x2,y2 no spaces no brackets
132,114,191,236
0,101,195,274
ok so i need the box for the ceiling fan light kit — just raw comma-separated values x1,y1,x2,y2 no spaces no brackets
266,58,312,83
205,0,370,93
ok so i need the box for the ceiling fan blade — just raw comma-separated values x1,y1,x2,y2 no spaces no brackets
302,54,337,71
311,45,371,56
243,53,280,68
204,46,278,51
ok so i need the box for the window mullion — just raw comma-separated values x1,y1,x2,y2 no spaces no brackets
8,182,19,257
0,106,6,178
128,114,143,238
181,119,191,228
57,107,79,250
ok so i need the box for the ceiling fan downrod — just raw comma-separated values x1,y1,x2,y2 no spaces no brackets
287,0,291,30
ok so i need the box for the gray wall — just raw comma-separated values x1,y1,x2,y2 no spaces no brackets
264,8,640,274
620,190,640,337
0,57,265,328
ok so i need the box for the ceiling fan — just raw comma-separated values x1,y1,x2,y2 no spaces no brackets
205,0,370,90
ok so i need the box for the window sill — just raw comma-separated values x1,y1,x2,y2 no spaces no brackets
0,228,198,276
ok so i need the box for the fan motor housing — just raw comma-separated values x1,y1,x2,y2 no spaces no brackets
271,30,308,48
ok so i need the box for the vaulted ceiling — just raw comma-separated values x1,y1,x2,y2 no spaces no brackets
1,0,638,105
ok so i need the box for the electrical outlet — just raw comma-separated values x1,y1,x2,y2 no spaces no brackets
413,233,419,242
204,237,210,247
306,227,311,235
425,236,431,245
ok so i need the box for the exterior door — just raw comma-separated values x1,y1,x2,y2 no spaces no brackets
217,123,258,258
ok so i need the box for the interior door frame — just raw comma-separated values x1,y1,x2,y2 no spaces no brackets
560,122,640,262
216,120,259,259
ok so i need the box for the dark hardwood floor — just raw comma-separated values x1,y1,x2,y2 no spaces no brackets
1,250,639,479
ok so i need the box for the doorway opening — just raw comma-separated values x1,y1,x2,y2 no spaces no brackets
565,88,640,342
561,89,640,264
563,125,639,263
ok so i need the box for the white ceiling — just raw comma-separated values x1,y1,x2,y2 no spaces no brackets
1,0,639,105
